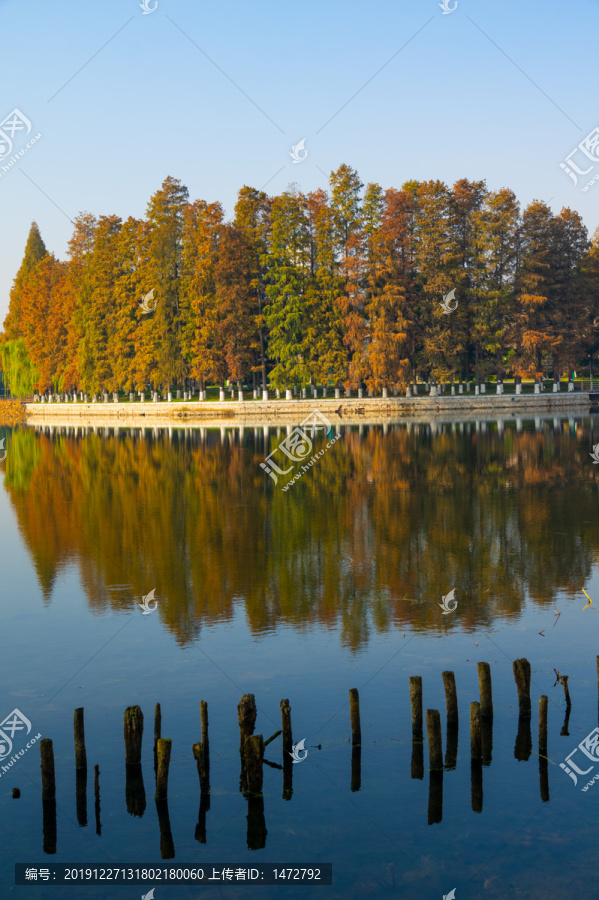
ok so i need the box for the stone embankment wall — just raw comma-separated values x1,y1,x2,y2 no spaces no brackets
23,393,591,427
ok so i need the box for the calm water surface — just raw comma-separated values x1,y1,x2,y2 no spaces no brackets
2,415,599,900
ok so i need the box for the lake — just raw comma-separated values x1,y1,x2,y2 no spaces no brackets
2,413,599,899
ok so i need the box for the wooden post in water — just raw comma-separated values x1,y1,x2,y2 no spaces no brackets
124,705,144,764
349,688,361,747
155,799,175,859
244,734,264,794
74,708,87,769
238,694,257,791
409,676,423,740
154,703,161,773
477,663,493,718
192,741,210,794
470,702,482,760
200,700,209,753
155,738,172,800
539,695,549,802
280,699,292,754
40,739,57,854
560,675,572,709
40,739,55,800
426,710,443,770
513,658,531,717
428,771,443,825
442,671,458,725
74,708,87,826
94,764,101,836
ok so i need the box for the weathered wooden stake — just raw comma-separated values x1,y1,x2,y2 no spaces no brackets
156,799,175,859
124,705,144,764
442,671,458,725
426,709,443,770
74,707,87,769
192,741,210,794
410,676,423,741
238,694,257,755
513,658,531,717
155,738,172,800
154,702,161,756
200,700,209,752
445,724,458,770
40,739,55,800
349,688,361,747
428,771,443,824
560,675,572,709
539,695,548,756
94,764,101,835
244,734,264,794
470,701,482,759
280,699,292,754
477,662,493,718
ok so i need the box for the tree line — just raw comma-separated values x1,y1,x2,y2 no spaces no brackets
1,167,599,396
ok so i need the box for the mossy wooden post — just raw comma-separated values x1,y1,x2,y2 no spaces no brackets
514,715,532,762
40,739,55,800
155,738,172,800
74,708,87,769
349,688,361,747
426,710,443,770
442,671,458,726
124,705,144,764
244,734,264,794
513,658,531,717
409,677,423,741
237,694,257,790
280,699,292,755
153,703,161,772
477,663,493,718
470,702,482,759
94,764,101,836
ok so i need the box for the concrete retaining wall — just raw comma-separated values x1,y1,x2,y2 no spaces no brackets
24,393,591,426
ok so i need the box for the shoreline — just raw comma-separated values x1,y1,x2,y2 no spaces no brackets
21,392,592,427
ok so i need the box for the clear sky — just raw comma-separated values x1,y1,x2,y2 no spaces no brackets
1,0,598,323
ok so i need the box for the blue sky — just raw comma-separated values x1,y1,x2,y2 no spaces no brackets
1,0,598,323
